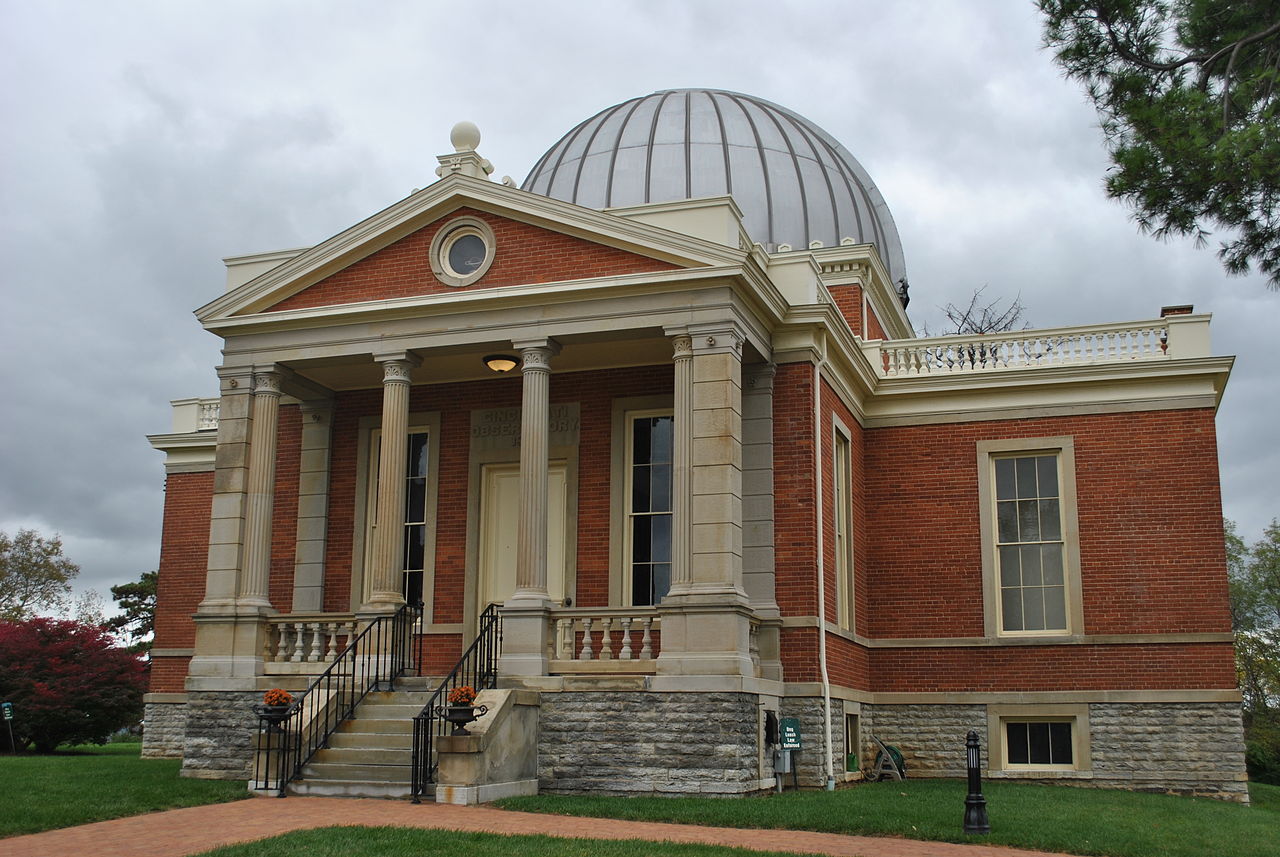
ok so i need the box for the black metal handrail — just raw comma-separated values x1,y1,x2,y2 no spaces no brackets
252,600,422,796
410,603,503,802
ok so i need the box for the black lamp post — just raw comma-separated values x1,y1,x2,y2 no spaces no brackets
964,730,990,834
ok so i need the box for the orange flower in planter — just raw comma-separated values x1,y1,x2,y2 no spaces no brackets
447,685,477,706
263,688,294,707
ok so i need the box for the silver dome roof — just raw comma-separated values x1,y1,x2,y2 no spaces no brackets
522,89,906,280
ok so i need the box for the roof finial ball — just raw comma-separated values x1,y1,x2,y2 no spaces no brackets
436,121,493,179
451,121,482,153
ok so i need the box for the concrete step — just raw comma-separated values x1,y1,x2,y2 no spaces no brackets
312,746,412,766
338,718,414,734
289,777,415,799
349,702,427,718
364,689,440,703
388,676,446,691
327,731,413,750
301,761,413,781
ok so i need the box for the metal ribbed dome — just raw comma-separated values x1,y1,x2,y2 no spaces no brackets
522,88,906,280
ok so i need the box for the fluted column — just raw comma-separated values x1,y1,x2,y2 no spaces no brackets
668,333,694,595
365,356,417,611
510,341,558,603
240,369,282,607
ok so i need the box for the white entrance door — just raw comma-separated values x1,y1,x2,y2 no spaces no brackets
478,461,567,608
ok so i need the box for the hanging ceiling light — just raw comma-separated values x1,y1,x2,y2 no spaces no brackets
483,354,519,373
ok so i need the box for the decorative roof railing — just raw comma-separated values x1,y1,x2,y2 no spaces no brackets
861,315,1211,379
197,399,220,430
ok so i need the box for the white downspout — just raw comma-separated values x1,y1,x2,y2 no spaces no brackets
813,354,836,790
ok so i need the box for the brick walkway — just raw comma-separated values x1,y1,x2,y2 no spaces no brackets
4,795,1072,857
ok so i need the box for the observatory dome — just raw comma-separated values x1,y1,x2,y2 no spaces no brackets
522,88,906,281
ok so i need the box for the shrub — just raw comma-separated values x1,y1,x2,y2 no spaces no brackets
1245,718,1280,785
0,617,145,752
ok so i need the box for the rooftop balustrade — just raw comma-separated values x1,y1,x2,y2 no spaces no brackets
861,314,1211,379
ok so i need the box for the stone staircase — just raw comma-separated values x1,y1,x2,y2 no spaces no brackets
288,676,439,799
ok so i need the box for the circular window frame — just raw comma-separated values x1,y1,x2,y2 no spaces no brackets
430,216,496,287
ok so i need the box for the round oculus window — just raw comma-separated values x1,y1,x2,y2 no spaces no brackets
429,216,496,287
446,233,487,276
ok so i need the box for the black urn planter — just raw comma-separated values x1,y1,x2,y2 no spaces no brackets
439,703,489,735
254,704,292,732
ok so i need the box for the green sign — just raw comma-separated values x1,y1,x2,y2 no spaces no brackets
779,717,802,749
1,702,12,721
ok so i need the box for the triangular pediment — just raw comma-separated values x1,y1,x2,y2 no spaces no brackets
197,175,744,324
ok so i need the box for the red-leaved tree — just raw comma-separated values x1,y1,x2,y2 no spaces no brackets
0,617,145,752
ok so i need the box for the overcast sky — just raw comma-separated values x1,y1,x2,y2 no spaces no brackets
2,0,1275,614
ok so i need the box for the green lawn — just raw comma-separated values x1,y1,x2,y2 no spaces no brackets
0,743,249,838
497,780,1280,857
196,826,803,857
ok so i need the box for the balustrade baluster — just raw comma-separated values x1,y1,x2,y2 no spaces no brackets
599,618,613,660
640,617,653,658
291,622,305,662
326,623,340,660
619,617,634,659
580,617,593,660
275,624,290,662
306,623,323,661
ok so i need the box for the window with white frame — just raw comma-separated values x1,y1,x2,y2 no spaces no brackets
833,428,853,629
1004,719,1074,768
628,412,673,606
988,704,1089,772
978,437,1081,638
994,453,1066,633
366,427,432,606
402,432,429,605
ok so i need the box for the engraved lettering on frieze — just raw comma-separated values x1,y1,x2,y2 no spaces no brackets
470,403,580,452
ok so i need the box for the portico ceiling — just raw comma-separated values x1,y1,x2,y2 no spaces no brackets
279,330,756,393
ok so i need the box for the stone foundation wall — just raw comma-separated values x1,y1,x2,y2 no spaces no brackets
1089,702,1247,801
860,701,1247,802
778,697,846,786
860,703,987,777
180,690,260,780
141,701,187,759
538,691,761,796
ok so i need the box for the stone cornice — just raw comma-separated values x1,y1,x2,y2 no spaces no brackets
779,616,1235,648
862,355,1235,425
781,683,1243,705
201,264,754,336
147,431,218,452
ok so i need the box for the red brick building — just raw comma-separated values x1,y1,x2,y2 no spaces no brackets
145,91,1246,801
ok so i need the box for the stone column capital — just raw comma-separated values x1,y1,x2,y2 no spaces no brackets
379,359,416,385
516,339,560,374
252,370,283,397
671,334,694,360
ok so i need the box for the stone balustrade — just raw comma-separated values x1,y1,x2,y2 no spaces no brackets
549,608,661,671
862,316,1212,378
197,399,220,430
264,614,356,672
